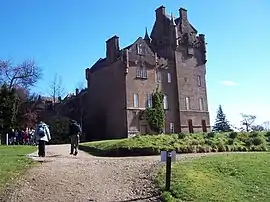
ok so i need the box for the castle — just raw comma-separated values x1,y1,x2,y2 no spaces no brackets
57,5,211,141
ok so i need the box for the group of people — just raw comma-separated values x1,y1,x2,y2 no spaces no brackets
34,118,82,157
8,128,35,145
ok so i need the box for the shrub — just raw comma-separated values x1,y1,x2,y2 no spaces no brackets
265,131,270,137
229,132,238,139
178,133,186,139
252,137,265,146
227,139,234,145
47,115,70,144
207,132,215,138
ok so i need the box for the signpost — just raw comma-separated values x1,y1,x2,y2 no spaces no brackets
161,150,176,191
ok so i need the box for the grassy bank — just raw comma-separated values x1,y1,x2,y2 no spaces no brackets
80,131,270,157
0,146,37,194
156,153,270,202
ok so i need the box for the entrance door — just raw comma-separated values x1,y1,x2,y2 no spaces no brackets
188,119,194,133
202,120,207,132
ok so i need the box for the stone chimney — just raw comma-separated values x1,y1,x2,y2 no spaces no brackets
75,88,79,96
155,5,165,18
179,8,188,21
106,35,120,62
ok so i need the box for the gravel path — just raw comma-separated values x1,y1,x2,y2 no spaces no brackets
1,145,224,202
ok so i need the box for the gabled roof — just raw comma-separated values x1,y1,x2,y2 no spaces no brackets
89,37,152,74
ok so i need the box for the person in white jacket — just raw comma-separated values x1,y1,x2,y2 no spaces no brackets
34,120,51,157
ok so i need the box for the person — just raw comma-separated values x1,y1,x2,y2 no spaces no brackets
34,119,51,157
69,119,81,156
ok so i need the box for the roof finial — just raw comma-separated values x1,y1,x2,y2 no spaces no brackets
144,27,150,41
169,13,176,26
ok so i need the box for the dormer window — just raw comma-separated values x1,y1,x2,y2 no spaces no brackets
137,43,143,55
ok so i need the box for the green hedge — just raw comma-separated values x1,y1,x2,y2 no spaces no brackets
79,131,270,157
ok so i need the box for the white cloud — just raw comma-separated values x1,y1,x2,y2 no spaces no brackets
220,80,237,86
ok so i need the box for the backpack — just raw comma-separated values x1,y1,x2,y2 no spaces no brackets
70,122,81,135
37,123,46,137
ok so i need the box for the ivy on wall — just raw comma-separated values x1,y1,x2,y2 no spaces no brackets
144,90,165,134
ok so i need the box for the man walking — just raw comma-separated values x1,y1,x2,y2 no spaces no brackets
69,119,81,156
34,119,51,157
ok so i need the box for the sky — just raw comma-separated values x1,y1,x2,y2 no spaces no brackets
1,0,269,128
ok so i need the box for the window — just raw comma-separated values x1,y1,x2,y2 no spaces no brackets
136,67,147,79
156,71,162,83
163,95,168,109
146,93,152,108
137,43,143,54
169,123,174,133
167,72,171,83
199,98,204,110
133,93,139,107
185,97,190,110
197,75,201,86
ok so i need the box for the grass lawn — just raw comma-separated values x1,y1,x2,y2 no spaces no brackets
80,132,270,157
0,145,37,194
156,153,270,202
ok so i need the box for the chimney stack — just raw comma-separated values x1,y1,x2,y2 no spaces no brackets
179,8,188,21
155,5,165,18
75,88,79,96
106,35,120,62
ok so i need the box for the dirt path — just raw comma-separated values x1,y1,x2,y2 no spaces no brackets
1,145,222,202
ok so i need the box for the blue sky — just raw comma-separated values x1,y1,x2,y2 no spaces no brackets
1,0,269,127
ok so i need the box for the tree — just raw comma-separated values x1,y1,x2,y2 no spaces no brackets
251,124,265,131
262,121,270,131
49,73,65,105
240,113,256,132
16,91,39,129
0,85,20,132
0,59,42,89
212,105,231,132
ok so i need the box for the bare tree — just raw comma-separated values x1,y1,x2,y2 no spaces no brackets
49,73,65,104
76,81,86,92
262,121,270,131
240,113,256,132
0,59,42,89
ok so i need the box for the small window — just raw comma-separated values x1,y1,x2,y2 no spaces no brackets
133,93,139,107
184,78,188,83
136,67,147,79
137,44,143,55
146,93,152,108
156,71,162,83
199,98,203,110
197,75,201,86
167,73,171,83
169,123,174,133
163,95,168,109
185,97,190,110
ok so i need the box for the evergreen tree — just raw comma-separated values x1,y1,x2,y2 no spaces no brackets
212,105,231,132
0,85,19,132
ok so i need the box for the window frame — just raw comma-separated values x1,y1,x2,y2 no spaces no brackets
185,97,190,110
133,93,139,108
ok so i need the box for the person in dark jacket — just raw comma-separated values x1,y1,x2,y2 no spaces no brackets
69,119,81,156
